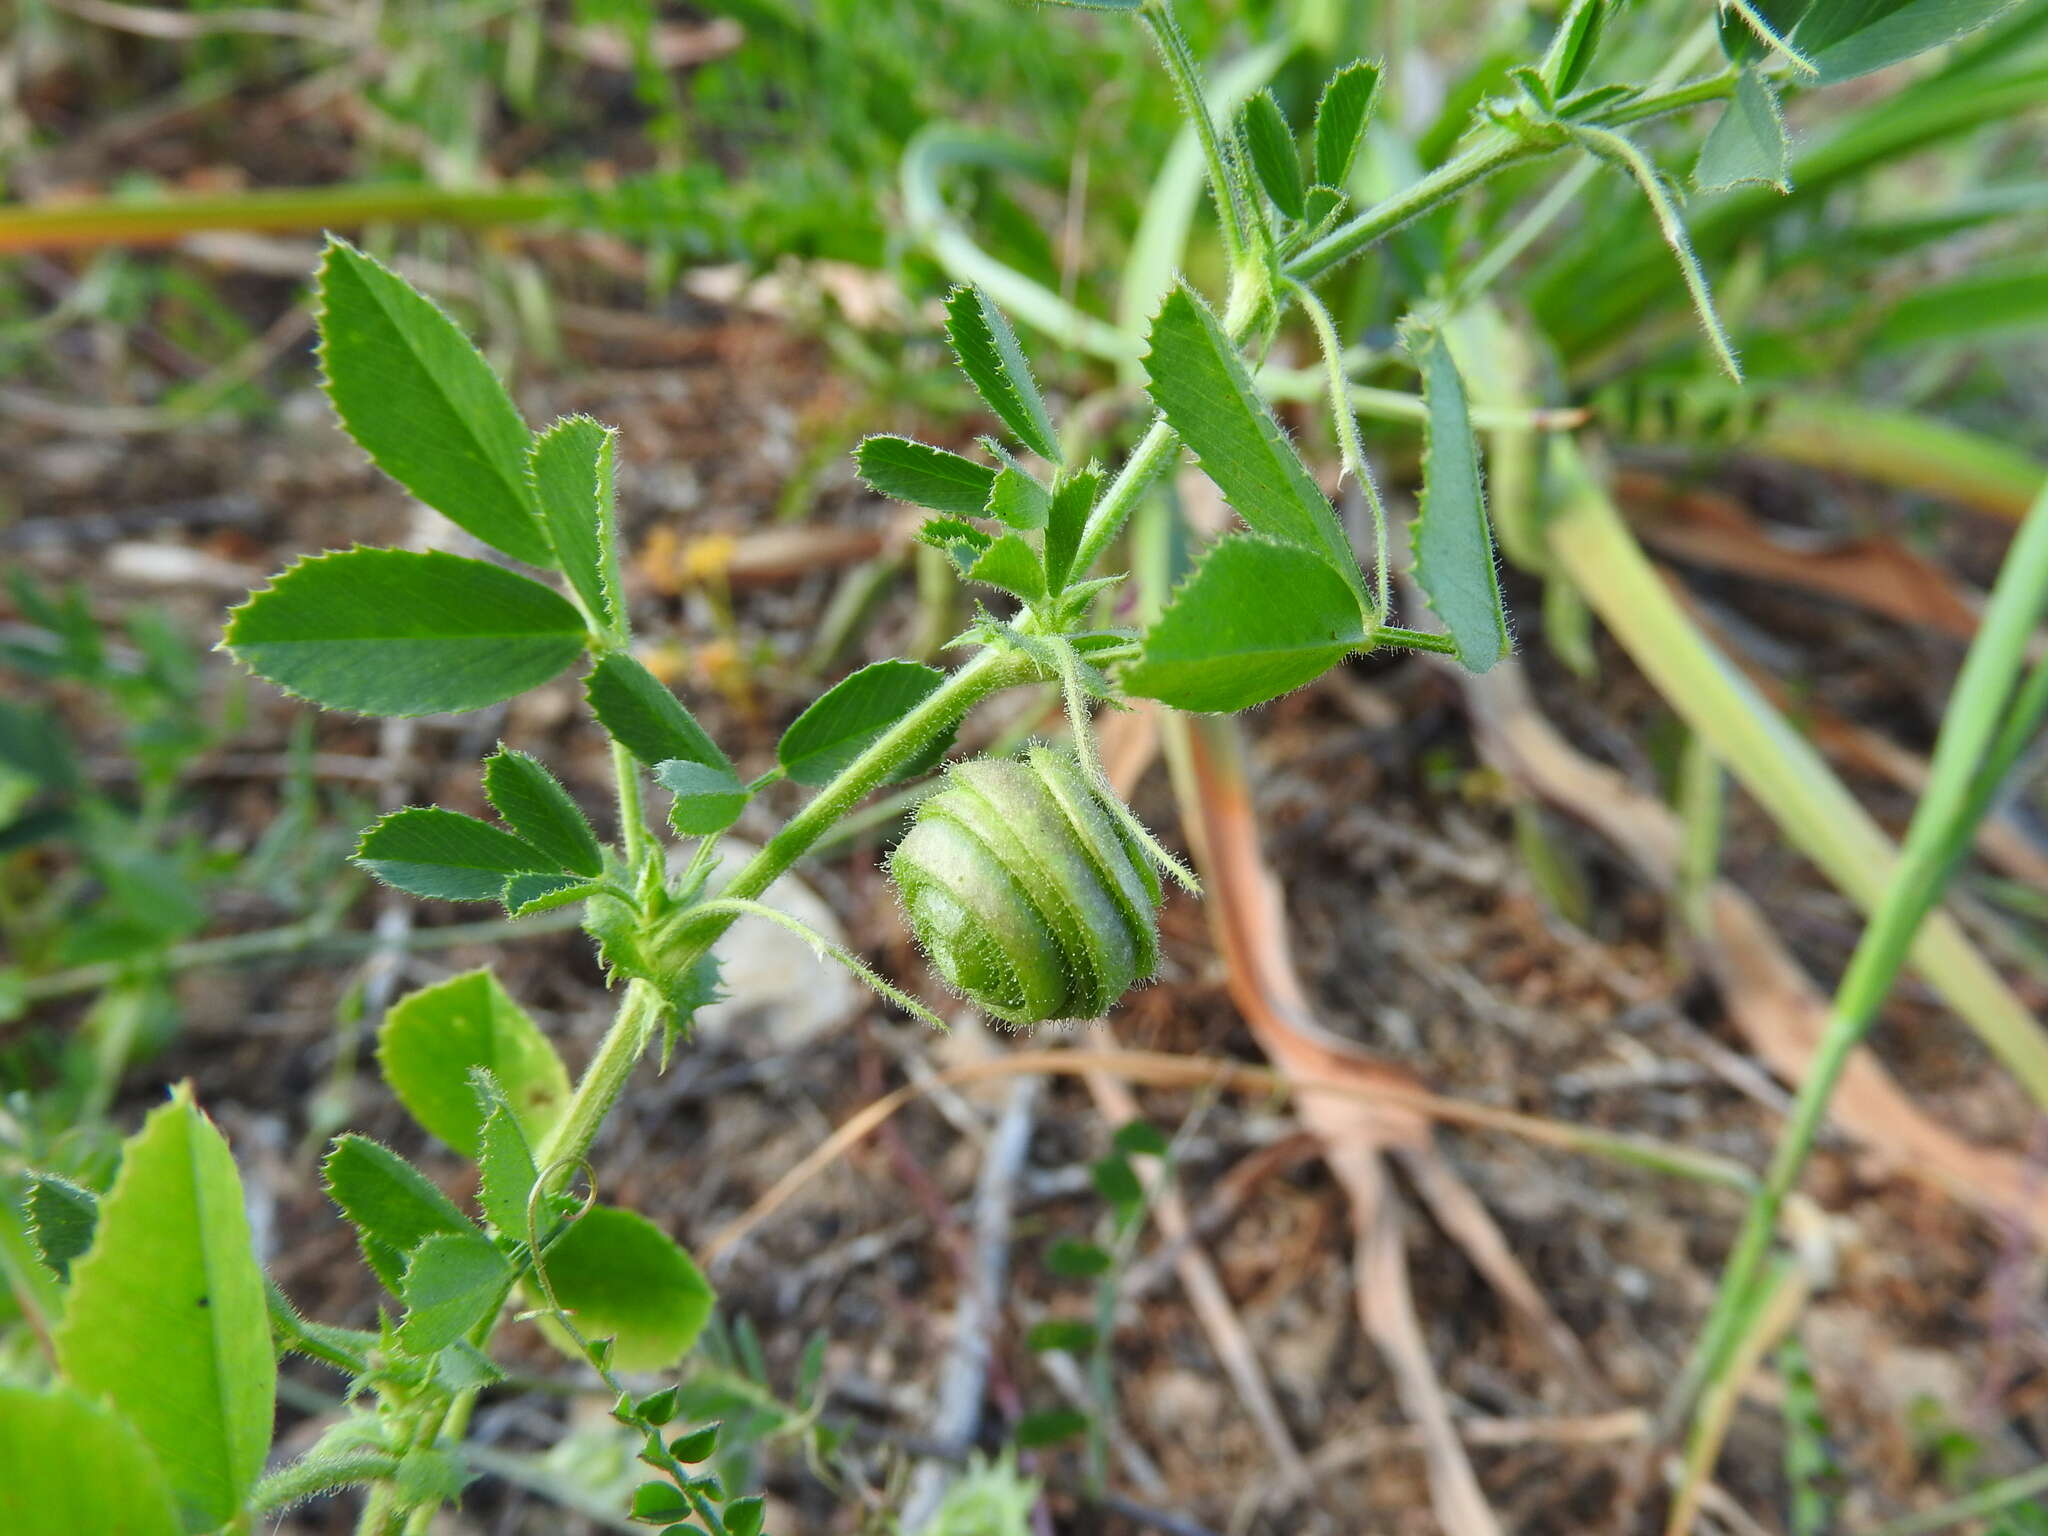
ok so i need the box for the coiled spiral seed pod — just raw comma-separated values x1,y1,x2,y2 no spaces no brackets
889,745,1163,1027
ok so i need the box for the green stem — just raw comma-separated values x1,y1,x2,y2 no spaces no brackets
535,977,668,1176
1687,477,2048,1418
1868,1463,2048,1536
1371,626,1458,655
1291,277,1392,619
1590,67,1737,126
611,739,653,875
251,1452,402,1515
1139,0,1253,274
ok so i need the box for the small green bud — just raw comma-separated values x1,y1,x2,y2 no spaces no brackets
889,746,1161,1027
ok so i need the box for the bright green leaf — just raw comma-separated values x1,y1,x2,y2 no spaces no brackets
54,1086,275,1532
632,1482,691,1521
654,760,750,837
967,534,1048,606
1695,66,1790,193
317,238,551,567
725,1494,767,1536
224,547,587,717
1143,284,1367,605
504,872,597,916
540,1205,714,1371
377,969,571,1158
1123,536,1367,712
944,286,1060,462
986,464,1051,531
482,746,603,877
472,1072,543,1236
1546,0,1610,95
856,436,996,515
585,654,731,773
1313,61,1381,189
528,415,623,633
1091,1154,1144,1211
915,516,993,574
398,1230,512,1354
778,659,944,786
0,1385,183,1536
324,1133,471,1293
1242,91,1305,218
355,806,553,902
1407,322,1511,673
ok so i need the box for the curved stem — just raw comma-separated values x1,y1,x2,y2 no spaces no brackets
1139,0,1253,274
1290,277,1392,620
690,898,950,1031
535,977,668,1176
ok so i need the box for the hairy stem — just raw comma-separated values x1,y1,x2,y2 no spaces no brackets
1139,0,1253,273
535,976,668,1177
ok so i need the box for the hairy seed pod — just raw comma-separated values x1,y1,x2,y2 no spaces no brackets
889,746,1162,1027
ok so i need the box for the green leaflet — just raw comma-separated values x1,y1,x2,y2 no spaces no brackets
223,547,588,718
0,1386,183,1536
25,1173,96,1280
1312,61,1380,189
856,435,997,515
398,1231,512,1354
1242,91,1305,218
584,653,731,773
986,464,1052,531
1143,283,1369,606
653,759,751,837
377,969,572,1159
323,1133,473,1294
472,1074,543,1236
53,1087,275,1533
1407,322,1511,673
317,238,552,567
1794,0,2022,82
1043,467,1102,593
1123,535,1368,712
355,806,553,902
967,533,1049,605
528,415,624,634
538,1205,714,1371
482,746,604,877
1695,66,1790,193
778,659,945,785
944,286,1061,462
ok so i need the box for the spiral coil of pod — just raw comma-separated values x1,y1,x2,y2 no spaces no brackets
888,745,1163,1027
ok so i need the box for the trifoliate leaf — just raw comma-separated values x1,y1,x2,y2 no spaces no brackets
482,746,603,877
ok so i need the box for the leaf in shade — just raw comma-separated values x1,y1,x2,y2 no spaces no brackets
528,415,623,632
1043,466,1102,593
855,435,996,516
1015,1409,1090,1448
777,659,944,786
584,654,730,773
1313,61,1381,188
323,1133,473,1293
1142,284,1368,605
377,969,571,1158
1694,65,1790,193
503,872,596,917
53,1087,274,1532
1406,321,1511,673
482,746,603,877
223,547,587,717
25,1174,96,1280
355,806,553,901
316,237,552,567
1122,536,1367,713
943,286,1060,462
1241,90,1305,218
653,760,751,837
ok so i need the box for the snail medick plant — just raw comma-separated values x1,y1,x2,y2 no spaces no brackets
11,0,2036,1529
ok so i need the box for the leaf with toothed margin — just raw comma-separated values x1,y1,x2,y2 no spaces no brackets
777,659,945,786
944,286,1061,462
1314,61,1381,188
354,806,553,901
503,873,597,916
915,516,992,575
1405,320,1511,674
654,760,750,837
377,968,571,1158
528,415,623,632
855,436,996,516
1044,466,1102,592
224,547,588,717
985,464,1051,531
1694,65,1790,193
584,654,730,774
1122,535,1368,712
1143,283,1369,608
967,534,1048,606
324,1134,472,1295
482,746,603,877
316,237,552,567
1241,90,1305,218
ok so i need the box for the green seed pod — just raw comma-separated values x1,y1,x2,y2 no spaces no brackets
889,745,1162,1027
